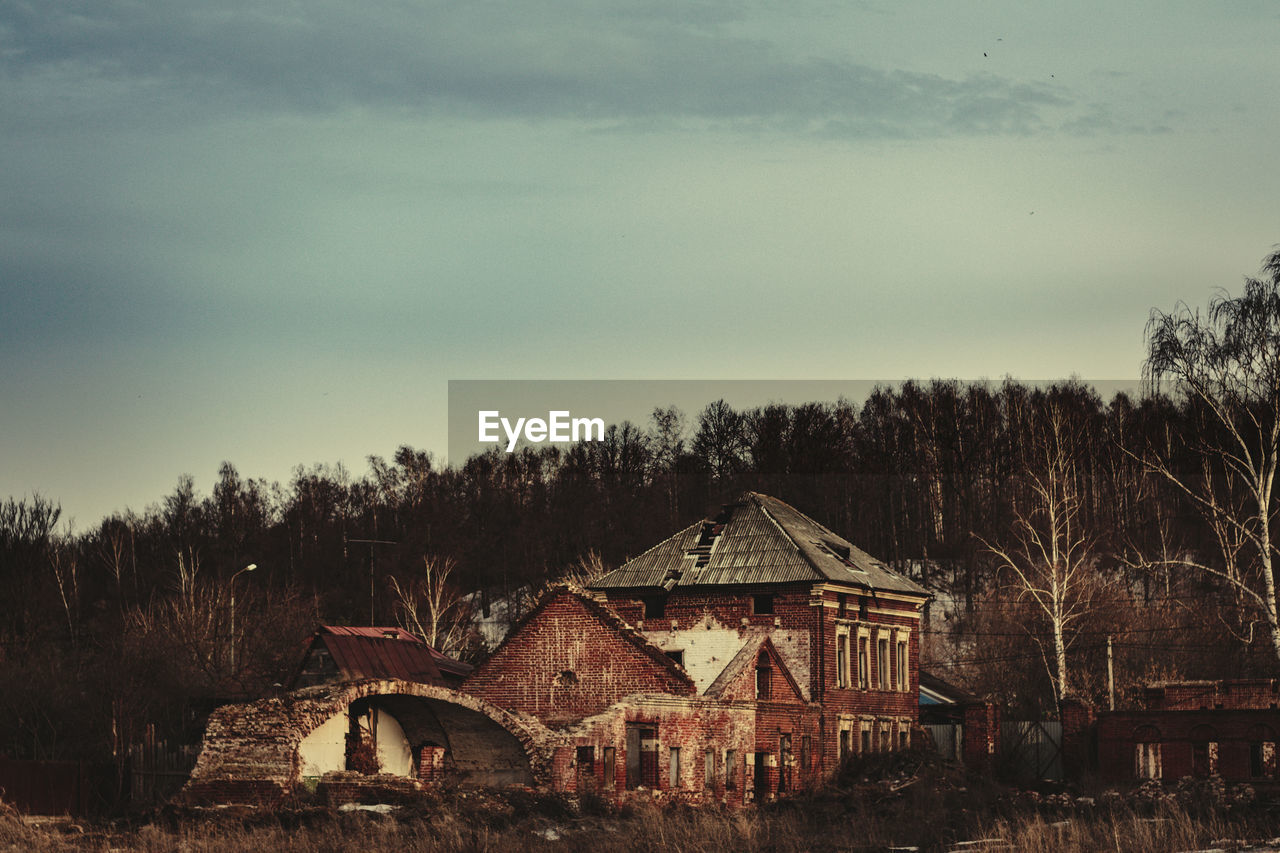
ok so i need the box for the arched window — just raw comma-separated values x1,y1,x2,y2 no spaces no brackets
1189,725,1218,778
1247,724,1276,779
1133,725,1161,780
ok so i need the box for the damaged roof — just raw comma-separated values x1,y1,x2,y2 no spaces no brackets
591,492,927,597
298,626,473,686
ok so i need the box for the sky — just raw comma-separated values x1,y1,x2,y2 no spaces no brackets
2,0,1279,529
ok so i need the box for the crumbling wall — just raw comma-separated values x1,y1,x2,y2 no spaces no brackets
180,679,552,806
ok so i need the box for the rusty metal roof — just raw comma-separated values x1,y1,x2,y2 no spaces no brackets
591,492,927,597
312,626,472,683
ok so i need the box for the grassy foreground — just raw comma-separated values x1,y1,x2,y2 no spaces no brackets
5,751,1280,852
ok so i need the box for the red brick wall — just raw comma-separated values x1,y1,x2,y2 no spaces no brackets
465,591,694,726
1097,708,1280,782
1145,680,1280,711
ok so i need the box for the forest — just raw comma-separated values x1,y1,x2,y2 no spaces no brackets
5,249,1280,789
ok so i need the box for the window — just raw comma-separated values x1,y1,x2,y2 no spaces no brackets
879,723,891,753
877,636,890,690
857,634,869,690
837,593,848,616
753,593,774,615
1248,725,1276,779
1133,726,1161,780
644,596,666,619
800,735,811,777
725,750,737,789
669,746,681,788
756,654,772,700
779,734,792,792
704,748,716,789
861,728,872,754
1190,725,1218,778
665,650,685,668
836,629,850,688
626,724,659,789
576,746,595,791
896,637,909,692
839,729,850,759
602,747,616,789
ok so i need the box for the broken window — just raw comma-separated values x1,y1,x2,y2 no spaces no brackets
839,729,850,759
644,596,666,619
575,746,595,791
626,724,659,789
1248,725,1276,779
665,650,685,668
756,655,772,700
1134,725,1161,780
753,593,774,615
1190,725,1217,778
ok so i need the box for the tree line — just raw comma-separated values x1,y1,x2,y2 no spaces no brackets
3,247,1280,773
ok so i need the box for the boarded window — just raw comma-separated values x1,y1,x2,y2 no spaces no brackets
669,747,681,789
800,735,811,776
602,747,616,789
704,749,715,789
725,750,737,789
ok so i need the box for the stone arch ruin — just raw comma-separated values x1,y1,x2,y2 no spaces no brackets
180,679,552,805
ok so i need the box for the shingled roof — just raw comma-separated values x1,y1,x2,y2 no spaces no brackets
591,492,927,597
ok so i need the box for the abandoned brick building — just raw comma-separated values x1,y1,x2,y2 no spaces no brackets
466,492,931,803
182,492,929,806
1063,679,1280,784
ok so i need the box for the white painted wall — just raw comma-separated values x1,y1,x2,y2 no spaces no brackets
298,710,349,778
374,708,413,777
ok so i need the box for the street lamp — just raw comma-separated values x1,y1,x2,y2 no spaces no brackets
229,563,257,674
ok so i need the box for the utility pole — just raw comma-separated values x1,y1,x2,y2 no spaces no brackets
1107,635,1115,711
346,537,397,625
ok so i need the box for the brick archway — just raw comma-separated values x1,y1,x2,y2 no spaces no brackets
181,679,553,805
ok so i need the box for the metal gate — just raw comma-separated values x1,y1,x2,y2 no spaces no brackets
1001,720,1062,782
924,723,963,762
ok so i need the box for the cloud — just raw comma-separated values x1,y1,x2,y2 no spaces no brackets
1,0,1070,138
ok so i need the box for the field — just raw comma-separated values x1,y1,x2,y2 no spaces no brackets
7,752,1280,852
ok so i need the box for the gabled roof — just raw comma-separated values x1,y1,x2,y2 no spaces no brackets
591,492,927,597
302,626,473,685
468,585,697,693
703,633,806,703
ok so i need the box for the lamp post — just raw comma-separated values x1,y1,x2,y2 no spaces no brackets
229,563,257,674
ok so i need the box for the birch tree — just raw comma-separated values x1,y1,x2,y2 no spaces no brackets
1142,247,1280,660
984,402,1104,705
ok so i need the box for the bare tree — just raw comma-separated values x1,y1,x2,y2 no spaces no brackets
388,555,469,655
984,404,1105,705
1142,247,1280,661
